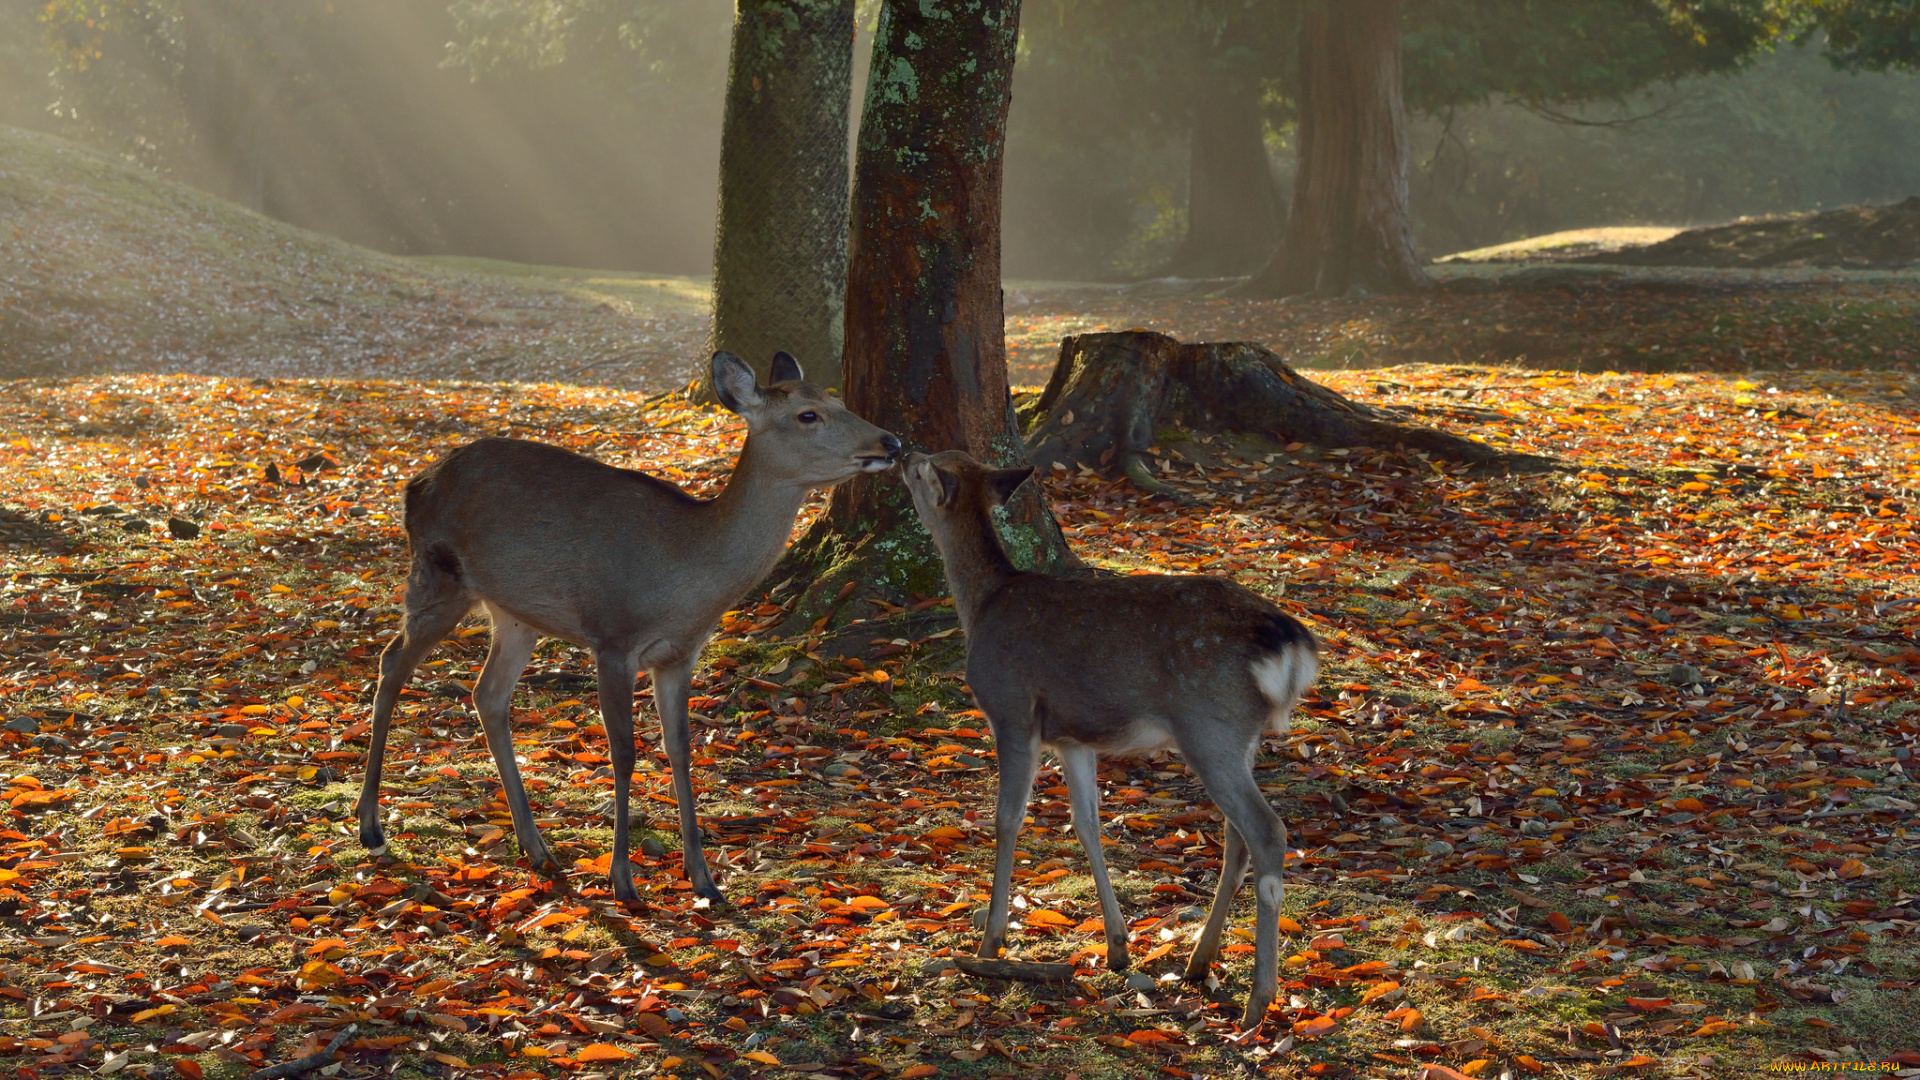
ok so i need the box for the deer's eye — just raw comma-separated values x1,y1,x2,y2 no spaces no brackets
797,411,821,424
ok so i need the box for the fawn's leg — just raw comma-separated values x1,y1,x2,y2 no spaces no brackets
1186,752,1289,1027
471,616,555,874
595,650,642,902
980,726,1042,960
1183,821,1249,983
1058,745,1129,970
652,657,721,902
358,565,469,850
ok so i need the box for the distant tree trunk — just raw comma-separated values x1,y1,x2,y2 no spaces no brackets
1164,77,1281,277
782,0,1078,621
693,0,855,398
1241,0,1427,298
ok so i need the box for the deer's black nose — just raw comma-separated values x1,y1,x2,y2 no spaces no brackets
881,433,903,459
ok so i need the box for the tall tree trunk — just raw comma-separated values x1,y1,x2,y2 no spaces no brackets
699,0,855,394
1164,77,1281,278
1241,0,1427,298
782,0,1077,621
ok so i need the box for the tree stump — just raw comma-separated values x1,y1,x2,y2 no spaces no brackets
1023,330,1547,493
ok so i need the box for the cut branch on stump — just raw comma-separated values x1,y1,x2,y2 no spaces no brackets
1023,331,1551,489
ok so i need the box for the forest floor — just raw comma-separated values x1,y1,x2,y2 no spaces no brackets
0,356,1917,1080
6,125,1920,1080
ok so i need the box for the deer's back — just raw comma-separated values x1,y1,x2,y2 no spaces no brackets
967,574,1311,748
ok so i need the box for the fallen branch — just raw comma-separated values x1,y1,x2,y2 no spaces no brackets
247,1025,354,1080
953,957,1080,982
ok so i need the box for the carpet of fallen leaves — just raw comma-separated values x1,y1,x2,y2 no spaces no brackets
0,361,1918,1080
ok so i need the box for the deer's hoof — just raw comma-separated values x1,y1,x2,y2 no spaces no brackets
1107,951,1131,975
610,879,641,904
693,881,724,904
359,825,386,850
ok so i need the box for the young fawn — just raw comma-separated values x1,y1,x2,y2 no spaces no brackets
357,351,900,902
903,450,1318,1026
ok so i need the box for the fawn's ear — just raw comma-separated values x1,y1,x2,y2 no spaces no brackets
931,462,962,508
710,352,763,414
987,466,1034,506
769,350,804,384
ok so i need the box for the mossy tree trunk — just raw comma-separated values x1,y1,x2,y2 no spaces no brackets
782,0,1079,623
1240,0,1427,298
690,0,855,401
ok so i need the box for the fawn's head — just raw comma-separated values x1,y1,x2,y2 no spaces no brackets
711,351,901,487
902,450,1035,535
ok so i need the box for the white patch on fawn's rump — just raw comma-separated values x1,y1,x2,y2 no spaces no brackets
1258,873,1284,908
1251,646,1319,733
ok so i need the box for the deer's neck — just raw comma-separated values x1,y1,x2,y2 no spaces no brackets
928,509,1018,631
702,437,811,589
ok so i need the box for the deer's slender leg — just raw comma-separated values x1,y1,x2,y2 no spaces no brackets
1185,752,1289,1027
980,724,1042,960
595,649,642,903
1058,744,1129,970
652,657,721,902
471,616,554,874
358,570,469,850
1184,820,1248,983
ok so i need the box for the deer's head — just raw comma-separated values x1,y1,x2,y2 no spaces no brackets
711,351,901,488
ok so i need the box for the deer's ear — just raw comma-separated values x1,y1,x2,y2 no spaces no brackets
769,350,804,384
988,466,1034,506
710,352,762,414
932,463,961,508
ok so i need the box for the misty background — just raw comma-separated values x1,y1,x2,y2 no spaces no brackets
5,0,1920,281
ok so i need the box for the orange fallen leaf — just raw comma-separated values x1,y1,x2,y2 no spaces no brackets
1359,981,1401,1006
1292,1015,1338,1039
1691,1020,1738,1036
574,1044,632,1062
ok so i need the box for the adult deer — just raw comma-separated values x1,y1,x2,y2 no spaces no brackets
902,450,1318,1027
357,351,899,902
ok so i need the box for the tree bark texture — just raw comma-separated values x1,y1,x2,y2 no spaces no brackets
704,0,855,390
1024,331,1544,489
784,0,1078,615
1165,77,1281,278
1241,0,1427,298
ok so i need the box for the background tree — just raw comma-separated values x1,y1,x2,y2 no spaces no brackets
1804,0,1920,69
1241,0,1423,297
1007,0,1290,279
1164,1,1289,276
785,0,1078,616
700,0,856,394
1238,0,1786,298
